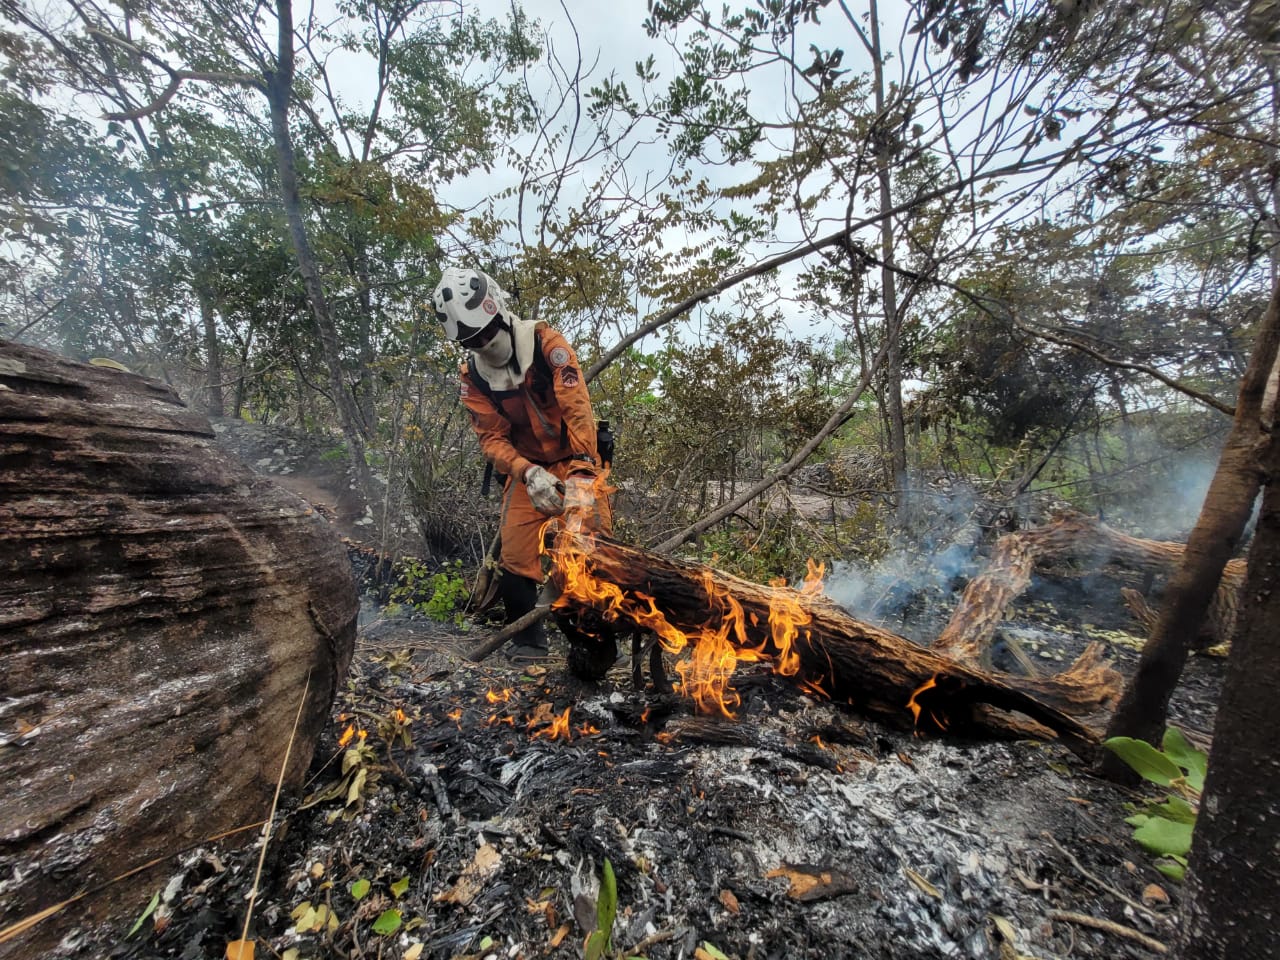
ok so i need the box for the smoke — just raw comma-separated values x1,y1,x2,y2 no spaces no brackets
821,478,988,639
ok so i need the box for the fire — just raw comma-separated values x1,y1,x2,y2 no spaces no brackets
337,723,355,748
531,706,573,741
545,493,829,717
907,674,949,730
485,688,514,704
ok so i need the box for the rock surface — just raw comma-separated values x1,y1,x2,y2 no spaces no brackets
0,341,358,956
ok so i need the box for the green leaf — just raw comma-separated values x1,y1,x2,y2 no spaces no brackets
371,909,402,936
700,944,731,960
1156,858,1187,883
595,858,617,951
1132,817,1194,858
126,891,160,938
1149,795,1198,825
390,876,410,899
584,930,608,960
350,878,371,900
1161,727,1207,792
1102,737,1182,785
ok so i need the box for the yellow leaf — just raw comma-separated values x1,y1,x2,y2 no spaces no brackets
404,944,424,960
549,924,570,948
225,940,255,960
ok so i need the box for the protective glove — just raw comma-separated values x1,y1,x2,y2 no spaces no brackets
524,464,564,515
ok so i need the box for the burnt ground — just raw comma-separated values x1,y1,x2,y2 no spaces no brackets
50,559,1224,960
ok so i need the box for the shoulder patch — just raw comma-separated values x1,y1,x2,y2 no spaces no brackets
548,345,571,367
560,367,580,388
482,297,497,315
460,379,471,398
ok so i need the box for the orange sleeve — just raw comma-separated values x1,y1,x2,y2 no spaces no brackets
540,328,600,469
459,363,533,482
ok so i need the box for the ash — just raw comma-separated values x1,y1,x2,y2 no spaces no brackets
63,598,1219,960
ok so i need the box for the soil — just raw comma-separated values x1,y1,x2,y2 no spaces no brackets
45,556,1223,960
29,424,1225,960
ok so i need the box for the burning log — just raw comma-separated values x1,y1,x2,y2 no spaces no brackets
934,512,1246,665
0,341,357,955
545,528,1119,756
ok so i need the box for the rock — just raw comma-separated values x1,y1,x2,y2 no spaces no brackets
0,340,357,956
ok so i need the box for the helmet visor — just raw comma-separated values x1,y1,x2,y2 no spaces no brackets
460,320,501,350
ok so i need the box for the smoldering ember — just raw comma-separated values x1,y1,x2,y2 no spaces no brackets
0,342,1251,960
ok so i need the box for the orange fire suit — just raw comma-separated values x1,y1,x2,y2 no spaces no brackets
460,323,612,581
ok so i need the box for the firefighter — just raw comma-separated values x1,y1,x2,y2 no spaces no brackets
431,265,611,664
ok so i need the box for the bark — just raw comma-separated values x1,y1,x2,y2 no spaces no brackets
1174,405,1280,960
0,341,357,957
265,0,376,508
547,528,1120,756
1103,278,1280,768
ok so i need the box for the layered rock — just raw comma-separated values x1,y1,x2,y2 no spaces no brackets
0,341,357,955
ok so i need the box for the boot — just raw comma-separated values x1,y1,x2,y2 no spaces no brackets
500,573,549,663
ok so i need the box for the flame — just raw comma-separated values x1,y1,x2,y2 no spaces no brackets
446,707,463,727
337,723,355,748
485,688,514,704
547,513,829,717
531,706,573,741
391,708,407,724
907,674,941,729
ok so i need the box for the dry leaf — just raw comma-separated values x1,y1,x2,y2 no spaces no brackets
404,943,424,960
1142,883,1170,906
765,863,857,902
904,867,941,899
718,888,740,914
433,843,502,906
225,940,255,960
549,924,570,948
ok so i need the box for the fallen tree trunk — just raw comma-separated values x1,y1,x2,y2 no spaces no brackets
0,341,358,956
934,512,1247,665
545,529,1121,757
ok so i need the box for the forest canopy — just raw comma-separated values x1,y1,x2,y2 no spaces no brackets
2,0,1276,567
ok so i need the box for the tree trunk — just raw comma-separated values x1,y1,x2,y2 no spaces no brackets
265,0,376,509
0,340,357,957
198,285,224,417
1103,278,1280,772
868,0,909,523
1174,401,1280,959
547,528,1119,755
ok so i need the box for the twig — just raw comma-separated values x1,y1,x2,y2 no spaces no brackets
466,581,562,661
1042,832,1165,922
625,928,676,956
1048,910,1168,954
237,670,313,948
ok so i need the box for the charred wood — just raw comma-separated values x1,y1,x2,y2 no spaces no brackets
546,531,1119,757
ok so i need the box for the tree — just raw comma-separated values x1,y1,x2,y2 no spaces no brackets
1174,335,1280,956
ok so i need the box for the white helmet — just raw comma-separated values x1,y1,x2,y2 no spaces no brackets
432,267,509,344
